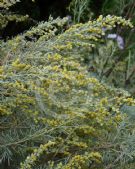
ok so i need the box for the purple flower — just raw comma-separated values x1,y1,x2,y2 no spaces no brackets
107,33,124,50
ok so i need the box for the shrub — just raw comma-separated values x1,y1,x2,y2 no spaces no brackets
0,15,135,169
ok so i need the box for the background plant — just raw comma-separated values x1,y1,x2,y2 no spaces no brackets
68,0,92,23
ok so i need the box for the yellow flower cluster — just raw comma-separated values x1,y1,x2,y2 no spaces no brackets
62,152,102,169
12,58,31,71
20,141,55,169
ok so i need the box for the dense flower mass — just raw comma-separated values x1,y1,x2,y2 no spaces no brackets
0,15,135,169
